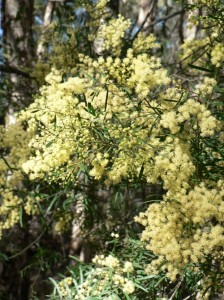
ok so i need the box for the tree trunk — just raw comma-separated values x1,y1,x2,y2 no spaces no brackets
108,0,120,14
1,1,35,299
37,1,55,59
184,0,198,40
2,0,34,125
137,0,156,35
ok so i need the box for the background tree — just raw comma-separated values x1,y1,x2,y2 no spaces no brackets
1,0,35,124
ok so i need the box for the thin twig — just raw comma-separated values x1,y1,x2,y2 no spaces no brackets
9,229,47,259
182,294,194,300
169,280,182,300
144,9,185,30
0,64,33,78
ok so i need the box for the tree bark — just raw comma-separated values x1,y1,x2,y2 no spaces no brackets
0,2,35,299
2,0,34,125
37,1,55,59
184,0,198,40
137,0,156,35
108,0,120,14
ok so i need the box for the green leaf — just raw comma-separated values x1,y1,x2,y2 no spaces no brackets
214,86,224,94
53,114,57,129
104,87,109,111
79,265,84,284
0,155,15,173
134,282,148,292
155,275,167,287
138,162,144,179
46,140,54,147
188,64,212,73
46,195,59,214
211,101,224,106
19,207,23,228
207,13,221,20
63,197,75,210
137,275,156,281
122,86,132,95
0,252,9,261
49,277,63,297
84,102,96,116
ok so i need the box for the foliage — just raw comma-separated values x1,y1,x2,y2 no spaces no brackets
0,0,224,299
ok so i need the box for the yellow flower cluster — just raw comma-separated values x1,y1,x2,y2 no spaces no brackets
157,87,182,109
197,77,217,96
18,6,223,285
211,43,224,67
97,15,131,56
80,49,170,98
20,19,220,196
160,98,220,137
180,1,224,73
95,0,109,10
57,277,74,298
196,0,220,6
89,152,109,180
21,70,89,181
33,24,81,84
57,254,135,299
133,33,160,53
0,189,22,238
0,123,32,238
24,194,42,215
21,44,172,183
150,138,195,197
128,53,170,98
85,0,109,33
54,210,73,234
180,37,209,65
135,181,224,280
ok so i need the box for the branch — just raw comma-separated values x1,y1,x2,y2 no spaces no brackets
0,64,33,78
9,229,47,260
143,9,185,31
